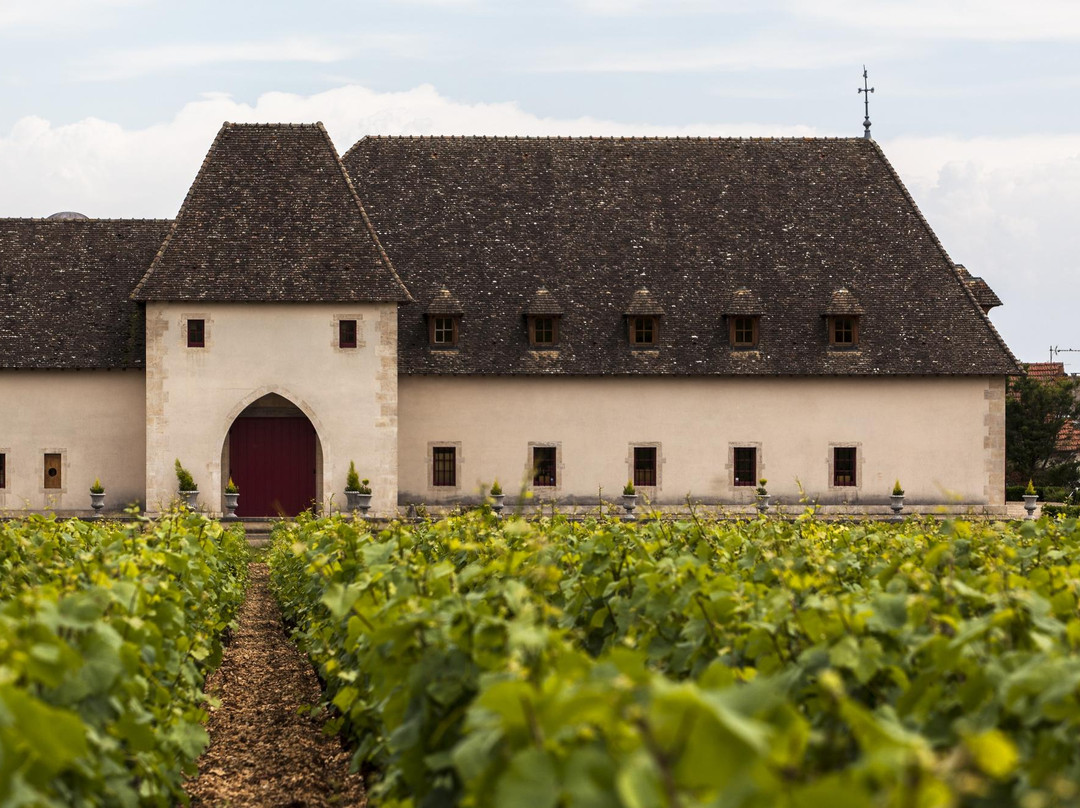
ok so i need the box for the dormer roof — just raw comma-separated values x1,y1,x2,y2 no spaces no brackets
523,288,564,316
426,288,464,316
724,288,765,316
824,288,866,316
624,288,664,317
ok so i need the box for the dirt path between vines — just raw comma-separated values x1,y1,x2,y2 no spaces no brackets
186,563,366,807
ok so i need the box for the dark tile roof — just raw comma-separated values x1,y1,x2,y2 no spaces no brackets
0,219,171,368
426,288,464,315
133,123,411,303
523,288,563,316
954,265,1002,311
824,287,866,316
343,136,1020,376
724,288,765,316
624,288,664,317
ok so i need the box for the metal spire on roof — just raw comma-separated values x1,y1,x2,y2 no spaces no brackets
858,66,875,139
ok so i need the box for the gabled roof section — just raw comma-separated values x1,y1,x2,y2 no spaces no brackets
724,288,765,316
524,287,563,316
133,122,411,303
426,288,464,316
624,288,664,317
0,219,172,368
825,288,865,316
955,264,1002,311
343,136,1020,376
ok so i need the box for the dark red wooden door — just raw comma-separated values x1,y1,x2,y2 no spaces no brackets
229,417,317,517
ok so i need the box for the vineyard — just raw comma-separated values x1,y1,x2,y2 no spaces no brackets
270,511,1080,808
0,512,247,806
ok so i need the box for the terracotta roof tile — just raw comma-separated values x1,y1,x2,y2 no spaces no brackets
344,136,1020,376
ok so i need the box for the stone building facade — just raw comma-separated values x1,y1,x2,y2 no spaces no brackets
0,123,1019,517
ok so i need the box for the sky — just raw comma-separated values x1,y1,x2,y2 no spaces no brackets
1,0,1077,367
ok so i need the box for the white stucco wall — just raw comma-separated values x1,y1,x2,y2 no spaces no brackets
144,302,398,516
0,370,145,515
399,375,1005,511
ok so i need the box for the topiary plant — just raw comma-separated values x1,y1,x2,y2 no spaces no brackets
225,477,239,494
756,478,768,496
175,459,197,492
1025,478,1038,497
623,481,636,496
490,479,503,496
346,461,361,492
358,478,372,495
90,477,104,494
892,479,904,496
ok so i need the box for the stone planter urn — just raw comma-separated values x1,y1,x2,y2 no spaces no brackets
490,493,506,517
622,492,638,521
1023,493,1039,520
755,494,770,514
345,490,361,511
224,492,239,519
180,490,198,509
890,494,904,515
356,492,373,516
90,491,105,515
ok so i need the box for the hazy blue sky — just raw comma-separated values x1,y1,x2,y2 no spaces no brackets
2,0,1078,366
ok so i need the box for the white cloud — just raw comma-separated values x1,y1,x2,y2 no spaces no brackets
0,0,147,29
790,0,1080,42
79,37,385,81
535,32,901,73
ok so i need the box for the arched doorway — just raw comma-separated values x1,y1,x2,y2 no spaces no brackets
224,393,319,517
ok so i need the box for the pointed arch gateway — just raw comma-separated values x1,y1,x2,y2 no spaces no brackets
223,393,321,517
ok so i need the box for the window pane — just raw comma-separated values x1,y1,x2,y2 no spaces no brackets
433,447,456,486
733,447,756,486
0,454,5,488
187,319,205,348
633,317,654,345
339,319,357,348
633,447,657,487
433,317,456,345
733,317,756,346
533,446,557,486
834,447,857,486
833,317,854,345
533,317,555,345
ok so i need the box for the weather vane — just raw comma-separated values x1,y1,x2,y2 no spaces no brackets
858,66,874,139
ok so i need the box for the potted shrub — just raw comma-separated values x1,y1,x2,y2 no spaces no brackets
755,478,770,513
622,481,638,520
490,480,505,516
224,477,239,519
357,478,373,515
89,478,105,515
890,479,905,515
175,459,198,509
345,461,362,511
1023,479,1039,520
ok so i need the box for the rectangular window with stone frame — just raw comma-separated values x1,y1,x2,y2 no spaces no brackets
532,446,557,487
0,453,5,488
833,446,857,486
432,446,456,486
733,447,757,486
187,318,205,348
339,319,357,348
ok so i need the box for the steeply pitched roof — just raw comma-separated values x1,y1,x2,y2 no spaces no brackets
955,264,1002,311
343,136,1019,376
0,219,172,369
133,123,411,303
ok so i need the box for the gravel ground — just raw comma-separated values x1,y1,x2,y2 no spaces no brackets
185,564,366,807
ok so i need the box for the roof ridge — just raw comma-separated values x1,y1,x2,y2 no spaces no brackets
352,134,860,144
0,217,174,223
867,139,1022,375
131,121,235,300
317,122,414,304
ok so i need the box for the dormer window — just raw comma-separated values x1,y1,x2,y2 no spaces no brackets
829,316,857,346
723,288,764,350
624,288,663,348
426,288,464,349
631,316,657,346
530,316,559,346
524,287,563,347
430,316,459,347
824,288,864,350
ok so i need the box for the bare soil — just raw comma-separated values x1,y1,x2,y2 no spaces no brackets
185,563,366,807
